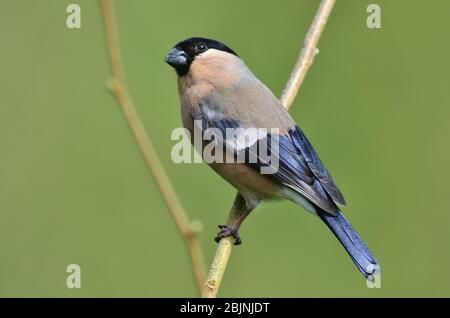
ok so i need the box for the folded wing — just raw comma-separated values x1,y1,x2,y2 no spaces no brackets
194,103,345,215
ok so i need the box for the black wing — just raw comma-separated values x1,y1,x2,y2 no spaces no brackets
194,107,345,215
290,126,346,206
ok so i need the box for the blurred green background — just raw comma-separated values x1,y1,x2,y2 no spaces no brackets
1,0,449,297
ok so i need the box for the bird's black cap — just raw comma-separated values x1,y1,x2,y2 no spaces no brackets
165,37,238,76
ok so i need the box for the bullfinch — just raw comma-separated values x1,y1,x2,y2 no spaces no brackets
165,37,379,279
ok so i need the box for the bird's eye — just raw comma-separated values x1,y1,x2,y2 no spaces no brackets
197,42,207,52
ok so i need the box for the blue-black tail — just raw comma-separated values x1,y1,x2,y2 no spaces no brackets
316,209,380,279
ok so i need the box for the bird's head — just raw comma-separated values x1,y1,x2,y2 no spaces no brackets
165,37,238,76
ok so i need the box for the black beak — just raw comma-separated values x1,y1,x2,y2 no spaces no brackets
165,48,188,68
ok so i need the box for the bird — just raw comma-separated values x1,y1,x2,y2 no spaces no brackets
165,37,379,279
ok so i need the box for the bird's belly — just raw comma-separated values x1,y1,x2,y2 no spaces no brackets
208,161,281,200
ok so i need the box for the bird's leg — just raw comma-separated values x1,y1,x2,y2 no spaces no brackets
214,193,257,245
214,208,252,245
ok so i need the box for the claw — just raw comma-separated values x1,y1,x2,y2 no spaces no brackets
214,224,242,245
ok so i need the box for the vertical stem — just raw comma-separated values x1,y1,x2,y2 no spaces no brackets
202,194,246,298
99,0,206,294
201,0,337,298
280,0,336,110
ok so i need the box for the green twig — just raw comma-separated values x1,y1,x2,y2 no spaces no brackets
99,0,206,295
201,0,337,298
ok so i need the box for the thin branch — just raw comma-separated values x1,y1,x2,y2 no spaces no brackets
99,0,206,294
201,237,233,297
201,0,336,298
280,0,336,110
202,194,246,298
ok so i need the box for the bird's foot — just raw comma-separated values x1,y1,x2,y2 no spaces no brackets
214,224,242,245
